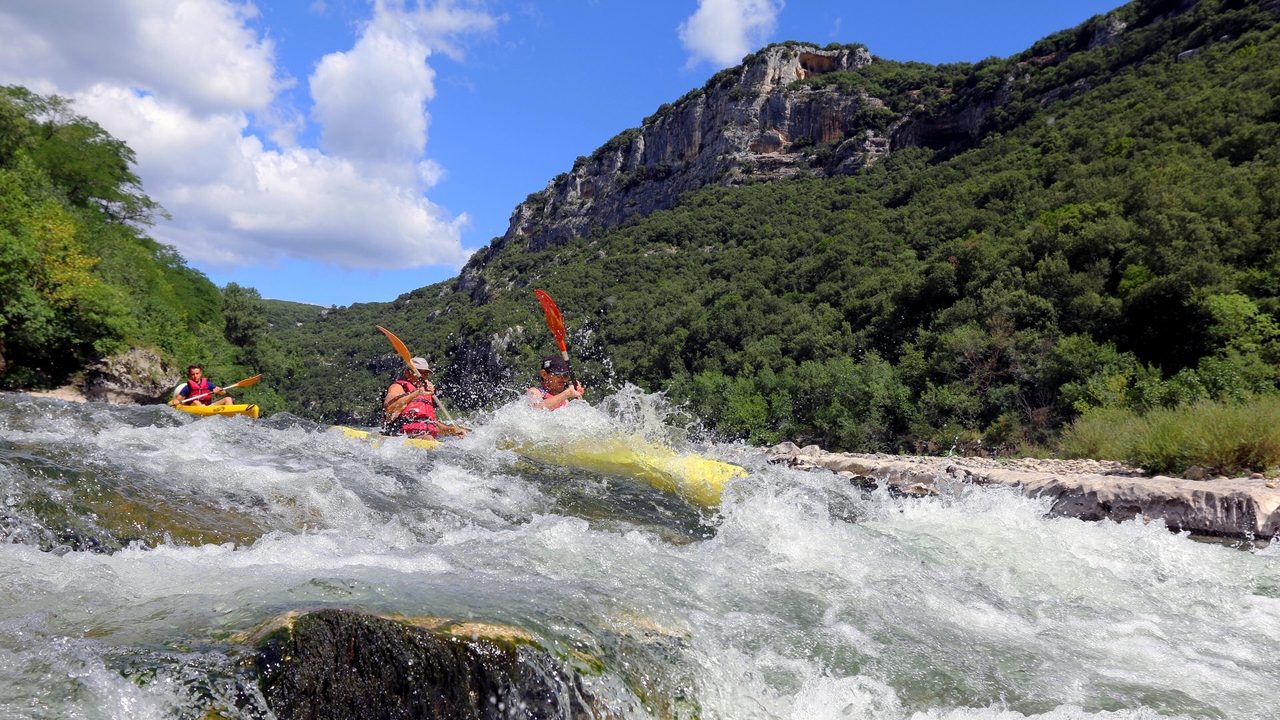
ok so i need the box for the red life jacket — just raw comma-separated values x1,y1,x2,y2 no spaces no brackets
386,379,437,437
183,378,214,405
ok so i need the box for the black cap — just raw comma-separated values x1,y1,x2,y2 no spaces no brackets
541,355,571,376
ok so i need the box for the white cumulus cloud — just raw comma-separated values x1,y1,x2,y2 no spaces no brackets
0,0,498,271
679,0,784,68
74,85,471,269
0,0,280,113
311,1,495,186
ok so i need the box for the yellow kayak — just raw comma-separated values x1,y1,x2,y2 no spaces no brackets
512,437,747,508
330,426,744,507
332,426,441,450
172,403,260,419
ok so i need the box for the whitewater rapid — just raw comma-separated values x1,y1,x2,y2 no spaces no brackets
1,391,1278,719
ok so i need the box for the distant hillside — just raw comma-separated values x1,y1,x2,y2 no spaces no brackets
262,299,332,330
264,0,1280,451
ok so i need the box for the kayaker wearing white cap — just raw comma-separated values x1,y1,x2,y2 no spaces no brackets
526,355,584,410
382,357,465,438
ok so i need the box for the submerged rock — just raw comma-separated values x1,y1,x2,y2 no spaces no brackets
0,451,268,553
256,610,598,720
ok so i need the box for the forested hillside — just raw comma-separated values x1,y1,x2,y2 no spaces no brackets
264,0,1278,451
0,88,288,410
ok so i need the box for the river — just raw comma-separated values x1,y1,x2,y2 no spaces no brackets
1,390,1278,719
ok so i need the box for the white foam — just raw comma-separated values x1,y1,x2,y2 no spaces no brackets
2,392,1279,718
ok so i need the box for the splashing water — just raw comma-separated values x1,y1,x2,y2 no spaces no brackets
1,390,1278,719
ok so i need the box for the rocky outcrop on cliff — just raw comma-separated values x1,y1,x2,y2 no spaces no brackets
768,443,1280,540
83,347,181,404
464,46,876,270
454,44,893,298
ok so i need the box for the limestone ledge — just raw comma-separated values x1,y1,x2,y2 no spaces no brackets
767,442,1280,540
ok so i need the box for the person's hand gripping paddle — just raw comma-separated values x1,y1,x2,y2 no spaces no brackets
375,325,463,430
535,289,579,390
171,374,262,406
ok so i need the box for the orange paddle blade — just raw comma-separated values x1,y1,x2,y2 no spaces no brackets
376,325,424,381
534,289,567,352
376,325,414,364
231,374,263,389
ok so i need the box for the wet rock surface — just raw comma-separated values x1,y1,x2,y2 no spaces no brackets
767,442,1280,539
84,347,181,404
4,347,179,405
257,610,598,720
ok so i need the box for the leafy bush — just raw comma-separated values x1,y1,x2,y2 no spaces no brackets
702,67,740,93
1060,397,1280,476
590,128,641,162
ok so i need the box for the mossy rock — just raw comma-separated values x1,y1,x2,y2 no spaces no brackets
256,609,596,720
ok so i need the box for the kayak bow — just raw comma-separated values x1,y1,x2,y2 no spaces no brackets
330,427,744,507
332,425,441,450
172,403,260,419
510,437,746,508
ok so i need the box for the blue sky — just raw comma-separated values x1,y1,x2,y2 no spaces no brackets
0,1,1121,306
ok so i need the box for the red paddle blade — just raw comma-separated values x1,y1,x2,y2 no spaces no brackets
534,289,568,352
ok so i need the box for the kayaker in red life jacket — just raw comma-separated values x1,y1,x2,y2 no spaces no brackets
173,364,235,406
526,355,584,410
382,357,466,439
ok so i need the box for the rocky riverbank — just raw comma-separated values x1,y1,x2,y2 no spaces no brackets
767,442,1280,541
5,347,179,406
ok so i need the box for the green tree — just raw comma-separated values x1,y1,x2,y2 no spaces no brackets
4,88,165,224
0,86,266,393
222,282,267,350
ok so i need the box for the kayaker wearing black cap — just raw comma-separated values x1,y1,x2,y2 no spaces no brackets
383,357,466,438
527,355,584,410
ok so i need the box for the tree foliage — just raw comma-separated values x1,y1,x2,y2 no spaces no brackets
0,86,276,404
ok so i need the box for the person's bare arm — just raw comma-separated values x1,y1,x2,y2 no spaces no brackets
384,383,407,408
436,423,467,438
384,384,420,421
528,382,583,410
526,387,549,409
